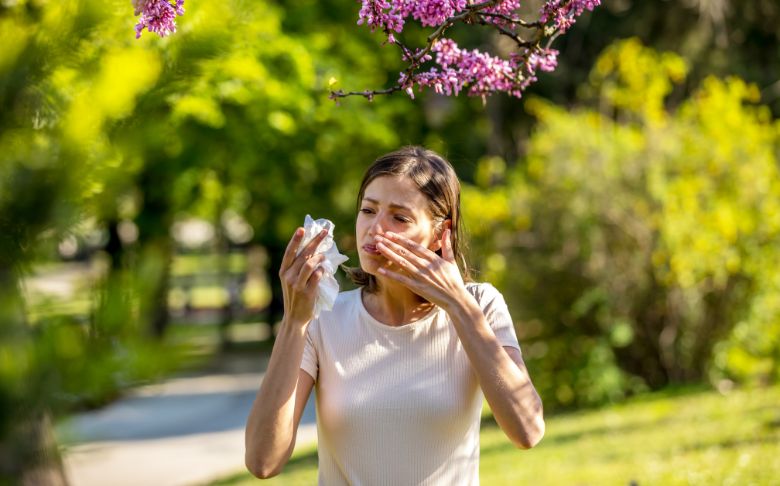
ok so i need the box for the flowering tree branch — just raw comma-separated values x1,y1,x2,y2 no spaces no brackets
330,0,601,100
128,0,599,101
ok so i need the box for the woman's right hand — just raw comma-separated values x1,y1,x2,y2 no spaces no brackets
278,227,329,327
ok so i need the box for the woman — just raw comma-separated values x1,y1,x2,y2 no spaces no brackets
245,146,544,484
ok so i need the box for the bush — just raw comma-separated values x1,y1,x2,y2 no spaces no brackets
464,38,780,409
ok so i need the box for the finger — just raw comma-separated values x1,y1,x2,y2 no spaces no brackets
442,229,455,263
280,228,304,273
299,229,329,259
295,253,326,289
375,235,427,268
384,232,436,259
376,242,416,274
287,229,329,279
377,266,416,288
306,267,325,290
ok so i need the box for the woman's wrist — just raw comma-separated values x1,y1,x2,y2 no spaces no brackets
442,286,481,320
280,315,310,335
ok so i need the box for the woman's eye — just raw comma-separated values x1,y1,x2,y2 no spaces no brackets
360,208,374,214
394,216,410,223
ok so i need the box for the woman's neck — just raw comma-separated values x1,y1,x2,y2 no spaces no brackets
363,278,435,327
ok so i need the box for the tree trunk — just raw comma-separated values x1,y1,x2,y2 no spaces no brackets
215,206,234,351
613,276,672,389
142,238,173,338
0,411,70,486
0,267,69,485
105,218,124,271
135,165,174,339
689,275,752,380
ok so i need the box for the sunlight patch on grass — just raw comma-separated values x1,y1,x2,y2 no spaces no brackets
213,385,780,485
479,385,780,485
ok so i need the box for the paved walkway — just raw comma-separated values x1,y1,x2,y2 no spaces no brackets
57,352,317,486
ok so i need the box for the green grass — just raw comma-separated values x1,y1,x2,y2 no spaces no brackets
214,385,780,485
480,385,780,485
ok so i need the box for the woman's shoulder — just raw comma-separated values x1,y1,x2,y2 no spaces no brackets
335,286,362,304
465,282,516,337
318,287,362,319
465,281,504,303
308,288,362,340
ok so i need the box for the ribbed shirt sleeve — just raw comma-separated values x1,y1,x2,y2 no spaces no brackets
469,283,522,352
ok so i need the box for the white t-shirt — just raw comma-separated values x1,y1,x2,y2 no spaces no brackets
300,282,521,486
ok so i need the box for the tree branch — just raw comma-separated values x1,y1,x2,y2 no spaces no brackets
477,18,536,48
332,0,600,99
329,86,403,100
478,11,543,28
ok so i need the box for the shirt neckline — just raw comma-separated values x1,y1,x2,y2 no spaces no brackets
357,288,440,332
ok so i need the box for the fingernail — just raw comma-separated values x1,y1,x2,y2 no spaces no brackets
386,232,395,238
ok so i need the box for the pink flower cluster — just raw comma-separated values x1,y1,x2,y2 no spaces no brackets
346,0,601,99
357,0,470,32
481,0,523,26
527,48,558,73
357,0,531,32
133,0,185,39
402,39,515,98
402,39,558,98
540,0,600,33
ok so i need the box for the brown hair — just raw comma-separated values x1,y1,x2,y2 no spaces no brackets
344,146,472,292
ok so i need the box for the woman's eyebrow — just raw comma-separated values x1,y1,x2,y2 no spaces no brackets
362,197,413,212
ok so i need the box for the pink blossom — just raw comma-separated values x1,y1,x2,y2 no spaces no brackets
134,0,185,39
409,0,468,27
357,0,406,32
357,0,471,31
351,0,600,99
481,0,523,26
540,0,600,33
402,39,521,98
528,48,558,72
400,42,560,99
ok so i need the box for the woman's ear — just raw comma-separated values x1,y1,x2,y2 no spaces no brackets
429,219,452,252
443,219,452,234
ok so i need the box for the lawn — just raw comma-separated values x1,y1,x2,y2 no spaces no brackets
214,384,780,485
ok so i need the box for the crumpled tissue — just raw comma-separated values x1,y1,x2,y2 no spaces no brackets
297,215,349,318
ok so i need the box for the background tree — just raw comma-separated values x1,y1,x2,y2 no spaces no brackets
464,38,780,409
0,0,434,478
467,0,780,164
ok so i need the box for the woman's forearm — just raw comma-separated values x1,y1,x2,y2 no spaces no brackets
244,320,308,477
444,294,545,449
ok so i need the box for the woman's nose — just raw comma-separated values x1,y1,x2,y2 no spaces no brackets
369,215,387,237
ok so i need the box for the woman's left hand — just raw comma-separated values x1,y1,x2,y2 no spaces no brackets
374,229,468,310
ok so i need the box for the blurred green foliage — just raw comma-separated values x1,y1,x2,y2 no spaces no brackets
0,0,424,479
464,38,780,409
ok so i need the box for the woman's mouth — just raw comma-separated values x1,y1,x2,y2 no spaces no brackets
362,244,381,255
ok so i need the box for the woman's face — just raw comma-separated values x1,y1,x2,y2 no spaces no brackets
356,175,441,276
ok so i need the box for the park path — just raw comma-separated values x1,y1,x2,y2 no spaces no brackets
56,352,317,486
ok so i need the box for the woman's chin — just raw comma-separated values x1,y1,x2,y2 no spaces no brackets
357,255,386,276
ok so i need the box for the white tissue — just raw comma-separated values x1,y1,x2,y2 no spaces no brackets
296,215,349,318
